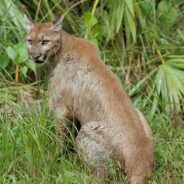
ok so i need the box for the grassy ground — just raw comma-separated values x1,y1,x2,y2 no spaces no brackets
0,95,183,184
0,1,183,183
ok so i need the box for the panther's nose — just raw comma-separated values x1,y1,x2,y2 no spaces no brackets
32,54,41,60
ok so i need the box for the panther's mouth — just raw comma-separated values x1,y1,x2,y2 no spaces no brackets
34,55,47,65
35,60,45,64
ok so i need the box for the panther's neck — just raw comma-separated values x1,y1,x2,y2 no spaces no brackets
47,30,76,70
60,30,76,54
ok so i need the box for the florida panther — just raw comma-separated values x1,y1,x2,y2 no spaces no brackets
24,14,154,184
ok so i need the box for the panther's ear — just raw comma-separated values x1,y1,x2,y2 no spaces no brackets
50,14,64,32
24,14,34,31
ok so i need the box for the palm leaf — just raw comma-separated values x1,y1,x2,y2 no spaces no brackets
155,64,184,113
166,55,184,69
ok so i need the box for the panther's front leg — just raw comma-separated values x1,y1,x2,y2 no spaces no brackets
49,96,72,154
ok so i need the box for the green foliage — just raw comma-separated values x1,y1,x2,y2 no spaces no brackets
0,0,183,115
105,0,136,43
6,43,28,63
84,12,99,48
157,0,178,31
0,1,183,111
0,54,9,70
0,0,25,40
84,12,98,28
5,43,36,79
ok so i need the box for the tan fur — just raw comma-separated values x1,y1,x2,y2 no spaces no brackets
25,16,154,184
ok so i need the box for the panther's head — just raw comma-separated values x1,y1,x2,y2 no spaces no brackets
24,15,64,65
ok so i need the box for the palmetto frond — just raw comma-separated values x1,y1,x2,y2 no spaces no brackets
155,58,184,113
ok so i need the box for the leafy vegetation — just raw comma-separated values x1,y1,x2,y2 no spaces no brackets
0,0,183,183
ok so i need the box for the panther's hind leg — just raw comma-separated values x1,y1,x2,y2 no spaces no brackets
76,121,113,178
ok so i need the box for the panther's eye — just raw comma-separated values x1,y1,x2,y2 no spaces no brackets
41,40,50,46
27,39,32,45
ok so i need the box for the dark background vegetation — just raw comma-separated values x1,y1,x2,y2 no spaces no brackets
0,0,183,183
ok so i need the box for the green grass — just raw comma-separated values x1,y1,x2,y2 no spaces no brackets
0,0,183,183
0,98,183,184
